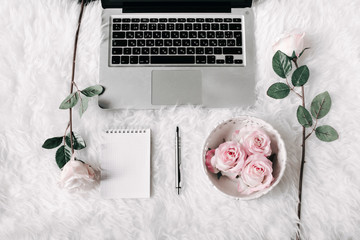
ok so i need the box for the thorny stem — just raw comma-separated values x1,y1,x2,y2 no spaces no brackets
294,59,306,240
69,0,85,154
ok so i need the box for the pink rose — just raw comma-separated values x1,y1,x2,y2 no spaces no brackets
205,149,219,173
272,30,305,57
234,127,272,157
214,141,246,179
237,154,273,194
59,156,96,192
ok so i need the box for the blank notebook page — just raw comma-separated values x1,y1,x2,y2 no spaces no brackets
101,129,151,198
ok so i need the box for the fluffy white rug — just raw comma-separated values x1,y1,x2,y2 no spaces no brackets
1,0,359,239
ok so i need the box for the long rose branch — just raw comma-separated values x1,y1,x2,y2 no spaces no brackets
68,0,85,154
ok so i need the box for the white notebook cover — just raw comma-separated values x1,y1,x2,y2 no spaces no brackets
101,129,151,198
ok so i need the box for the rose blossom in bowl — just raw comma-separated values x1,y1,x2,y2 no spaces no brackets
202,116,286,200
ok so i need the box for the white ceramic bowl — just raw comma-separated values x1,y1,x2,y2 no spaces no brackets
202,116,286,200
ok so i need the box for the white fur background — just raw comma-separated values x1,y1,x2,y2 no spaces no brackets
0,0,359,239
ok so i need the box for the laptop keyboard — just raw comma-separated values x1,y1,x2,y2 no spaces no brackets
110,17,244,66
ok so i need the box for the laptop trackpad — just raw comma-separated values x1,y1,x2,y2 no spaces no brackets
151,70,202,105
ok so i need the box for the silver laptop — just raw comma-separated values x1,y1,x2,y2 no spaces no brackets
98,0,255,109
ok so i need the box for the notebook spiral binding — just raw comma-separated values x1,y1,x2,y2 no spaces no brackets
105,129,148,134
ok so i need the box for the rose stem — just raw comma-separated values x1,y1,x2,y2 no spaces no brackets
69,0,85,154
294,59,305,240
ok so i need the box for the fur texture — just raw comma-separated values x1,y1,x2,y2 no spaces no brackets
0,0,359,239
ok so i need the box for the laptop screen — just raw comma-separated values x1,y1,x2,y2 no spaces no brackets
101,0,252,9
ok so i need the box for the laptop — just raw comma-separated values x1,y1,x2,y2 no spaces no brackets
98,0,256,109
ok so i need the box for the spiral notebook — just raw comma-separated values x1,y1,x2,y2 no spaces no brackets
101,129,151,198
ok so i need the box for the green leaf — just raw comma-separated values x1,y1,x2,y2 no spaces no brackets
315,125,339,142
80,85,104,97
55,145,72,169
79,96,89,118
42,137,63,149
292,65,310,87
267,82,290,99
65,132,86,150
297,106,313,127
272,50,292,78
310,91,331,119
298,47,310,58
59,92,79,109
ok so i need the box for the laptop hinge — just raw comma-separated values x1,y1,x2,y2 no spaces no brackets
122,2,231,13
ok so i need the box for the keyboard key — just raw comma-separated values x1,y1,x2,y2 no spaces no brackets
139,56,150,64
126,32,134,38
158,24,166,30
150,18,158,22
140,24,148,30
234,31,242,38
202,24,210,30
196,48,204,54
121,56,129,64
227,39,235,46
200,39,209,46
218,40,226,46
171,31,179,38
198,31,206,38
144,32,152,38
189,31,197,38
153,32,161,38
209,39,217,46
223,47,242,54
132,48,141,55
216,59,225,64
159,18,167,22
113,18,121,22
196,56,206,64
113,24,121,30
235,59,243,64
169,18,177,22
178,48,186,54
220,23,228,30
160,48,168,54
180,32,188,38
142,48,150,54
135,32,143,38
162,32,170,38
224,31,233,38
173,39,182,46
216,31,224,38
191,39,200,46
187,48,195,54
224,18,232,22
205,47,213,54
236,37,242,46
112,48,122,54
215,18,223,22
167,24,175,30
169,48,176,54
122,18,130,22
151,56,194,64
193,24,201,30
131,18,140,22
214,47,222,54
151,48,159,54
207,55,216,64
113,40,127,46
124,48,131,54
225,55,234,64
130,56,138,64
164,39,173,46
113,32,125,38
233,18,242,22
112,56,120,64
149,24,157,30
205,18,214,22
141,18,149,22
178,18,186,22
176,23,184,30
229,24,241,30
182,40,190,46
122,24,130,30
196,18,205,22
185,24,192,30
146,40,155,46
187,18,195,22
155,40,164,46
211,24,219,30
128,40,136,47
207,31,215,38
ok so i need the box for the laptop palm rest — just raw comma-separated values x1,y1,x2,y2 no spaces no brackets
151,70,202,105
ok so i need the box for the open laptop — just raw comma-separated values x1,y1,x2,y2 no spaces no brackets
98,0,255,109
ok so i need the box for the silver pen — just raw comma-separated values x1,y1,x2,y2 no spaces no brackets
175,126,181,195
